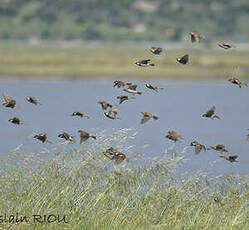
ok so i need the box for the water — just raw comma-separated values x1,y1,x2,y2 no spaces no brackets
0,79,248,175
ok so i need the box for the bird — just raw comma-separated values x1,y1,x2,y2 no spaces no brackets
135,59,155,67
98,101,112,110
145,83,163,92
228,77,248,88
8,117,23,125
149,47,163,55
71,111,90,118
104,105,120,119
123,85,142,95
58,132,76,142
202,106,220,119
117,95,135,104
189,32,205,43
140,112,159,124
246,134,249,142
2,92,18,108
217,42,235,50
26,96,42,105
166,130,184,142
103,147,128,164
34,133,48,143
78,130,96,144
176,54,189,64
113,80,132,88
219,155,238,163
190,141,207,154
210,144,228,153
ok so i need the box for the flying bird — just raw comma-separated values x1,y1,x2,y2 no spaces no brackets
123,85,142,95
2,92,18,108
202,106,220,119
190,141,207,154
149,47,163,55
140,112,158,124
210,144,228,153
189,32,205,43
78,130,96,144
217,42,235,50
135,59,155,67
26,96,42,105
228,77,248,88
98,101,112,110
117,95,135,104
145,83,163,92
166,130,184,142
103,147,128,164
219,155,238,163
113,80,132,88
176,54,189,64
34,133,48,143
71,112,90,118
58,132,76,142
104,105,120,119
8,117,24,125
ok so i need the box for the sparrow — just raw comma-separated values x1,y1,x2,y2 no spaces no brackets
58,132,76,142
190,141,207,154
103,147,128,164
113,80,132,88
217,42,235,50
104,105,120,119
123,85,142,95
98,101,112,110
2,92,18,108
228,77,248,88
135,59,155,67
8,117,24,125
210,144,228,153
34,133,48,143
176,54,189,64
202,106,220,119
166,130,184,142
149,47,163,55
26,96,42,105
71,111,90,118
140,112,159,124
78,130,96,144
117,95,135,104
219,155,238,163
189,32,205,43
145,84,163,92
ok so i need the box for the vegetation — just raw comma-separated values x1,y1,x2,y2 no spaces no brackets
0,43,249,79
0,129,249,229
0,0,249,41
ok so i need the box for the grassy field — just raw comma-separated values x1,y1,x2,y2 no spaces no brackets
0,43,249,79
0,129,249,230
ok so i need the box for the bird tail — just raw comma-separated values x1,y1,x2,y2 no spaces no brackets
137,91,142,95
91,136,97,140
152,115,159,120
150,64,155,66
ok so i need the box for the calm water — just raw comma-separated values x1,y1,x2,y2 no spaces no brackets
0,79,248,175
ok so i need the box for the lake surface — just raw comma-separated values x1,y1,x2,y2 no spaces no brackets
0,79,248,175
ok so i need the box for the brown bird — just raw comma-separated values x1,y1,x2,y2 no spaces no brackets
228,77,248,88
140,112,159,124
217,42,235,50
149,47,163,55
58,132,76,142
202,106,220,119
189,32,205,43
8,117,23,125
78,130,96,144
190,141,207,154
2,92,18,108
210,144,228,153
135,59,155,67
113,80,132,88
34,133,48,143
26,96,42,105
71,111,90,118
117,95,135,104
176,54,189,64
98,101,112,110
103,147,129,164
123,85,142,95
219,155,238,163
166,130,184,142
104,105,120,119
145,83,163,91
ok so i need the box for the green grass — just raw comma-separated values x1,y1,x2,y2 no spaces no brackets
0,43,249,79
0,129,249,229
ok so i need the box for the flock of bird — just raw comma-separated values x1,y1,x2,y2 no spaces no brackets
2,32,249,164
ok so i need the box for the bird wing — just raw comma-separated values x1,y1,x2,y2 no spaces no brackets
110,105,119,114
2,92,12,103
119,97,127,104
141,115,151,124
195,145,202,154
181,54,189,63
128,85,137,90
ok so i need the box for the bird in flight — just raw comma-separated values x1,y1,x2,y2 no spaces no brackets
176,54,189,64
140,112,159,124
78,130,96,144
166,130,184,142
145,84,163,92
104,105,120,119
71,111,90,118
219,155,238,163
123,85,142,95
135,59,155,67
189,32,205,43
202,106,220,119
190,141,207,154
2,92,18,108
117,95,135,104
26,96,42,105
149,47,163,55
8,117,24,125
228,77,248,88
